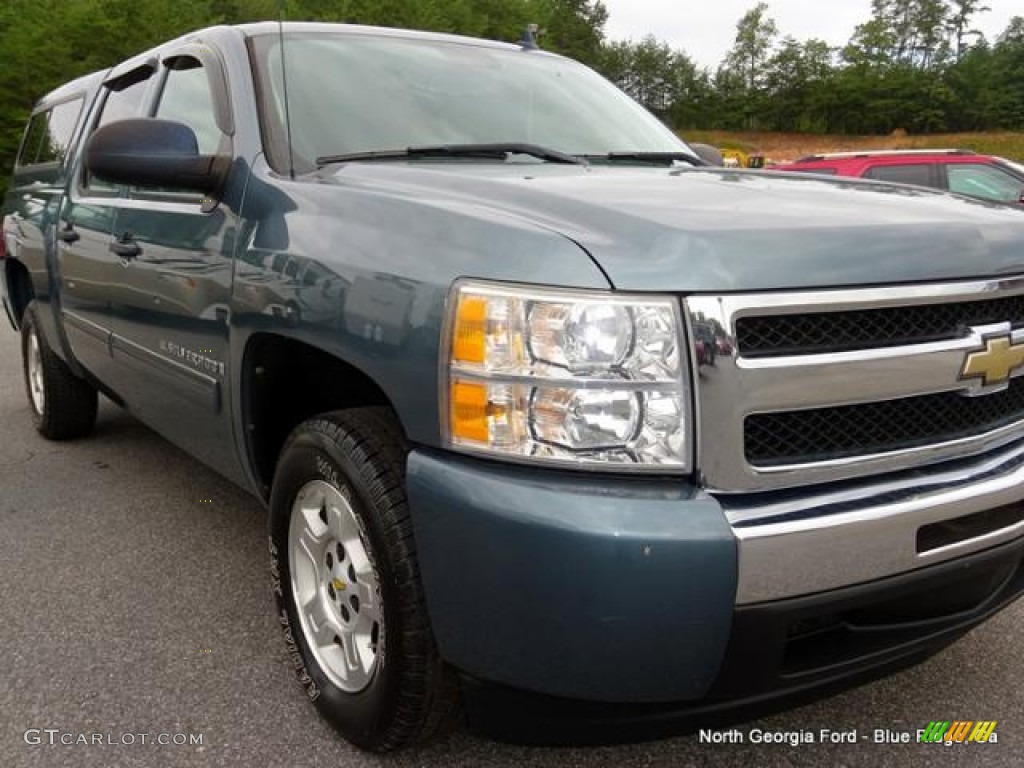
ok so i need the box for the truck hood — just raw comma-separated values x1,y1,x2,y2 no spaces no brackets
318,163,1024,292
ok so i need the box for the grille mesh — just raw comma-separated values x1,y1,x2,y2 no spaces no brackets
736,296,1024,357
746,379,1024,465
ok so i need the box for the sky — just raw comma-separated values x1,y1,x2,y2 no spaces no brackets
602,0,1021,70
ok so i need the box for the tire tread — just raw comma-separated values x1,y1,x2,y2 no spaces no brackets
276,407,460,751
21,304,97,440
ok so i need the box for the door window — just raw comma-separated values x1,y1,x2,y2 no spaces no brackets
84,76,151,193
97,77,149,128
864,163,935,188
38,99,84,165
16,112,50,166
155,60,221,155
947,163,1024,205
17,98,84,167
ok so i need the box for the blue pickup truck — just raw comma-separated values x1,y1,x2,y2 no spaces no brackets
4,22,1024,752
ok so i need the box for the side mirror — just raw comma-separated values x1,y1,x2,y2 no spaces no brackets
689,143,724,167
86,118,229,195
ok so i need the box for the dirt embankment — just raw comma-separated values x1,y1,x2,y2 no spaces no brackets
681,130,1024,165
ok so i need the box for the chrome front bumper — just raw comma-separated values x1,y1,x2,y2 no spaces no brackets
726,437,1024,603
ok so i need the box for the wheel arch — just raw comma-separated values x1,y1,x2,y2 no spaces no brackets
4,256,34,330
239,332,399,499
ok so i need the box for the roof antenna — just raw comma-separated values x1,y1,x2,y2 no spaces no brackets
277,1,295,179
519,23,540,50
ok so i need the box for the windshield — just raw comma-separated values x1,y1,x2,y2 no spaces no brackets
250,30,691,172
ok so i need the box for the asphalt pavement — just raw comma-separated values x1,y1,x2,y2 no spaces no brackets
0,324,1021,768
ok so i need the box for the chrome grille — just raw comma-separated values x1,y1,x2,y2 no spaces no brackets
736,295,1024,358
687,276,1024,495
745,379,1024,466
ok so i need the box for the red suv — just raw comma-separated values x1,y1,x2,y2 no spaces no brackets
774,150,1024,208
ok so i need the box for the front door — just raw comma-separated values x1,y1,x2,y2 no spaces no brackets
68,45,243,481
102,50,243,480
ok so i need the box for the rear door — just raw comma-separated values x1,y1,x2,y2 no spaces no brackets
59,65,156,380
6,90,88,335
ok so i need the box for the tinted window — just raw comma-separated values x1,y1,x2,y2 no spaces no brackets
86,77,151,191
17,112,49,166
36,98,83,165
864,163,934,188
16,98,84,167
98,77,149,128
947,163,1024,204
155,61,221,154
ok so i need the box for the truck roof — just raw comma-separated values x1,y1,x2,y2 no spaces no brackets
35,69,108,112
33,20,557,113
234,21,532,53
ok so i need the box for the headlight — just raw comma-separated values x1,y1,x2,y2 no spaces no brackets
442,281,691,472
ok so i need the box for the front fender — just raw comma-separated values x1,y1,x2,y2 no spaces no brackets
229,164,610,452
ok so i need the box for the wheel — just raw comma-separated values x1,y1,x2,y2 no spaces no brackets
268,408,459,751
20,302,98,440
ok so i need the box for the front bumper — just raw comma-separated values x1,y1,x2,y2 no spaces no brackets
406,450,737,703
463,534,1024,744
406,449,1024,723
728,437,1024,603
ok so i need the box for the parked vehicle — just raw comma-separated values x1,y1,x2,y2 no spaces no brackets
5,22,1024,752
774,149,1024,207
692,321,717,366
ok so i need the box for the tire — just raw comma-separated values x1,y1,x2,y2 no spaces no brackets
268,408,459,751
20,303,98,440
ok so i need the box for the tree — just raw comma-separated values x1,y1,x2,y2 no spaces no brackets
990,16,1024,128
527,0,608,66
721,2,778,129
725,2,778,93
845,0,952,70
763,38,835,132
599,36,705,123
947,0,991,60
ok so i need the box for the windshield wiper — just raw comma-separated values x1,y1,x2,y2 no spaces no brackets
317,143,585,167
586,151,706,167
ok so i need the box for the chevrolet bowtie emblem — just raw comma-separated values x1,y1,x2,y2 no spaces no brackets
961,331,1024,388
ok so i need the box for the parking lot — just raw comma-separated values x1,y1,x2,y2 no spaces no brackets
1,325,1021,768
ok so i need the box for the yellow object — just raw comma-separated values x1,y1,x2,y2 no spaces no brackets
450,380,491,442
452,295,487,364
961,334,1024,387
720,149,750,168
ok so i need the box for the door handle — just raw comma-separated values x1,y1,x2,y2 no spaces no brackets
56,224,80,244
109,237,141,260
